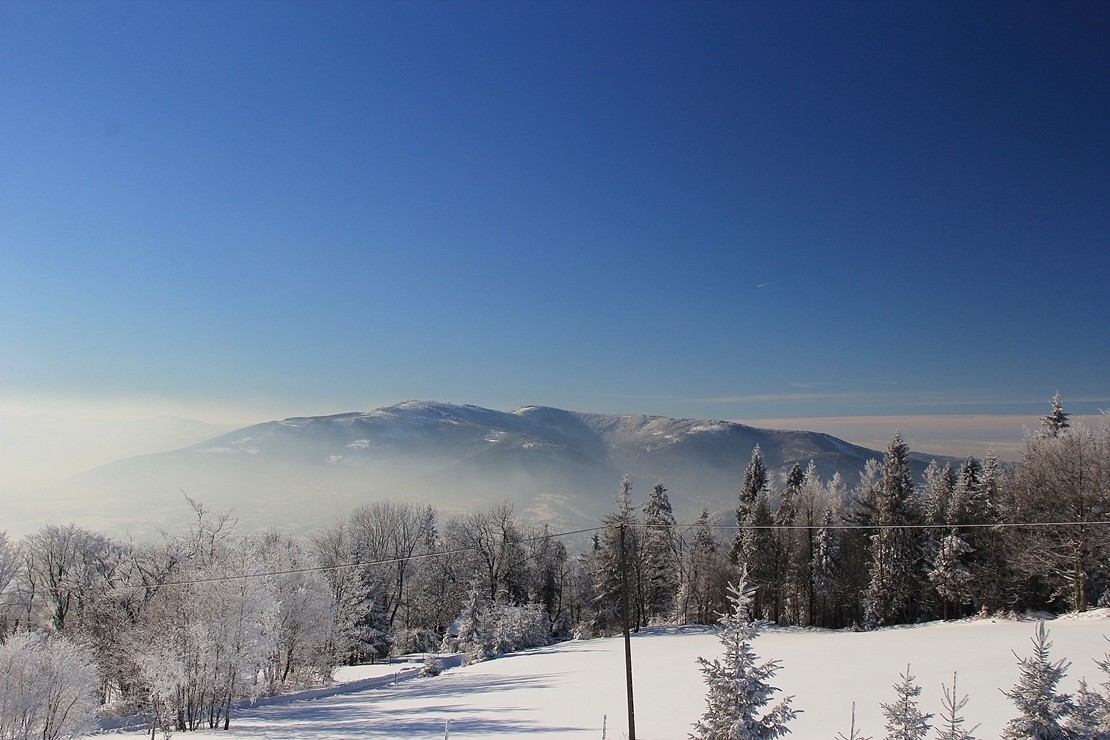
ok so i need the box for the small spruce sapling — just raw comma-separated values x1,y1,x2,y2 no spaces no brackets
690,565,798,739
881,665,932,740
935,672,978,740
835,702,872,740
1001,621,1074,740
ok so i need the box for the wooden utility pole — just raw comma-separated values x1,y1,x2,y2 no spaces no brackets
619,523,636,740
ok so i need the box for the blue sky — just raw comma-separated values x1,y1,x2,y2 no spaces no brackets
1,0,1107,430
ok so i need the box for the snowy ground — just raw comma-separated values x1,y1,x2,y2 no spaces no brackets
89,611,1110,739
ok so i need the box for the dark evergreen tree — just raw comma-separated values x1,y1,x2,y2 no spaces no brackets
739,491,777,621
590,476,642,633
1040,391,1070,439
685,509,726,625
732,446,769,563
641,480,679,623
775,463,804,623
864,434,922,627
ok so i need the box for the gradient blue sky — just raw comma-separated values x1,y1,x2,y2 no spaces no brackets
2,0,1107,430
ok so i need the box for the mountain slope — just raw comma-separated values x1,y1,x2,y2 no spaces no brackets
35,401,948,538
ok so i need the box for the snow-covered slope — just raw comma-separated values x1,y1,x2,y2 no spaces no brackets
87,611,1110,739
37,401,952,539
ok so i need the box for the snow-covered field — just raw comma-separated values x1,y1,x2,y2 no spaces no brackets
89,611,1110,739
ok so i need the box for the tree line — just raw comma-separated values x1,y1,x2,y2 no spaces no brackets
0,394,1107,736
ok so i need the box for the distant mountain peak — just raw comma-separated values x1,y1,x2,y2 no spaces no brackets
34,400,954,540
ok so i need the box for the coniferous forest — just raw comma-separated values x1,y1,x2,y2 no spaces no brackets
0,395,1108,735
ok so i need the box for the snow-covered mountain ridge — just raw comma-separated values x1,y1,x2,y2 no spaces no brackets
29,400,951,539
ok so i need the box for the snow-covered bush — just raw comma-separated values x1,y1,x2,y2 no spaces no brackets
0,630,99,740
391,628,442,658
420,653,444,677
490,604,551,654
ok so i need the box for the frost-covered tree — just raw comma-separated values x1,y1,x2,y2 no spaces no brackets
1064,679,1107,738
347,501,437,630
836,702,872,740
690,566,798,739
1001,622,1074,739
935,672,978,740
1012,418,1109,612
732,446,769,563
865,434,921,627
739,491,777,621
641,481,679,623
928,533,974,620
0,630,99,740
684,510,727,626
258,532,337,692
1040,391,1070,439
0,533,17,636
880,666,932,740
811,507,841,628
129,502,278,732
17,524,115,633
590,476,642,633
450,577,491,664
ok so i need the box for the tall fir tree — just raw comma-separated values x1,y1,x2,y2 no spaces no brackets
1040,391,1070,439
865,434,922,627
732,446,769,563
740,491,777,621
590,476,642,633
641,480,679,623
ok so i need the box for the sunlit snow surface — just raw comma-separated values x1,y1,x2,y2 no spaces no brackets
89,611,1110,739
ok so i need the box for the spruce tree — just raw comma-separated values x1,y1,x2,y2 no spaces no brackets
865,434,921,627
641,480,679,623
732,446,769,563
740,491,777,621
591,476,642,633
690,566,798,739
1001,621,1074,739
881,666,932,740
1040,392,1070,439
935,672,978,740
928,533,974,620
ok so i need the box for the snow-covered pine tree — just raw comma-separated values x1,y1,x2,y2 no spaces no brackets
864,433,921,627
880,665,932,740
686,509,725,625
732,446,770,563
928,533,974,620
1064,679,1107,737
590,476,642,633
811,507,841,628
835,702,873,740
1001,621,1075,739
935,672,978,740
740,491,777,621
642,480,679,623
690,565,798,739
1040,391,1070,439
451,577,491,664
